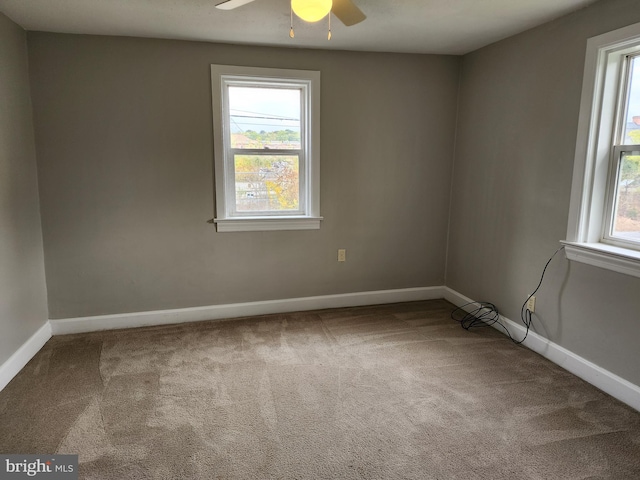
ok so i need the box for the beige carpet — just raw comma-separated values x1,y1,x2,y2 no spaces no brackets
1,299,639,479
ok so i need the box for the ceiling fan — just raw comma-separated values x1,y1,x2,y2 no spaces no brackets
215,0,366,27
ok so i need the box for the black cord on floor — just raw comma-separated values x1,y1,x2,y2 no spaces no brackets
451,245,565,345
451,302,500,330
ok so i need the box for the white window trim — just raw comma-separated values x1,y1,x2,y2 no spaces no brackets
210,65,322,232
565,21,640,279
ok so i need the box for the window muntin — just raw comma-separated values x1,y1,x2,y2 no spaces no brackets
210,65,321,232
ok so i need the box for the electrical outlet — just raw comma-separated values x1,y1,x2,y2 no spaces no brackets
526,295,536,313
338,249,346,262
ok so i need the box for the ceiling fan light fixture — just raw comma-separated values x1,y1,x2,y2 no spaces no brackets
291,0,332,23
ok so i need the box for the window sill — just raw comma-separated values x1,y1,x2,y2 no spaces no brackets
561,241,640,279
214,216,323,232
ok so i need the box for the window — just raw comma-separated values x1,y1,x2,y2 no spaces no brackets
210,65,322,232
565,21,640,278
605,54,640,247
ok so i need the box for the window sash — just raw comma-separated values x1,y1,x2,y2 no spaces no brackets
226,149,306,217
602,52,640,250
603,146,640,249
220,77,309,218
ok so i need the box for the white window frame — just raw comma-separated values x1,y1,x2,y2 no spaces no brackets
210,65,322,232
564,22,640,279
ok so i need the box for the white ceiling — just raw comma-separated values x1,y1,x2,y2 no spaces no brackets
0,0,600,55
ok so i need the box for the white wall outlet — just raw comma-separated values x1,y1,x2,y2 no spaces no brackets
526,295,536,313
338,249,346,262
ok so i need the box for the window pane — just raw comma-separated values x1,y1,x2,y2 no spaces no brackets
612,150,640,241
228,86,301,150
623,56,640,144
234,155,300,212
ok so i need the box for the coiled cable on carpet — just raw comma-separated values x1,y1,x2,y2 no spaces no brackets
451,245,566,345
451,302,501,330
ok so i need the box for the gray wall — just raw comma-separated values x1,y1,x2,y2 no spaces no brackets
14,0,640,393
0,13,48,366
447,0,640,386
27,33,460,319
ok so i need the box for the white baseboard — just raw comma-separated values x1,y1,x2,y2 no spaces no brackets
8,286,639,414
50,286,445,335
0,322,52,392
443,287,640,412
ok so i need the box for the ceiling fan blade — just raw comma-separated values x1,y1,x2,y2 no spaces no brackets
331,0,366,26
215,0,256,10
